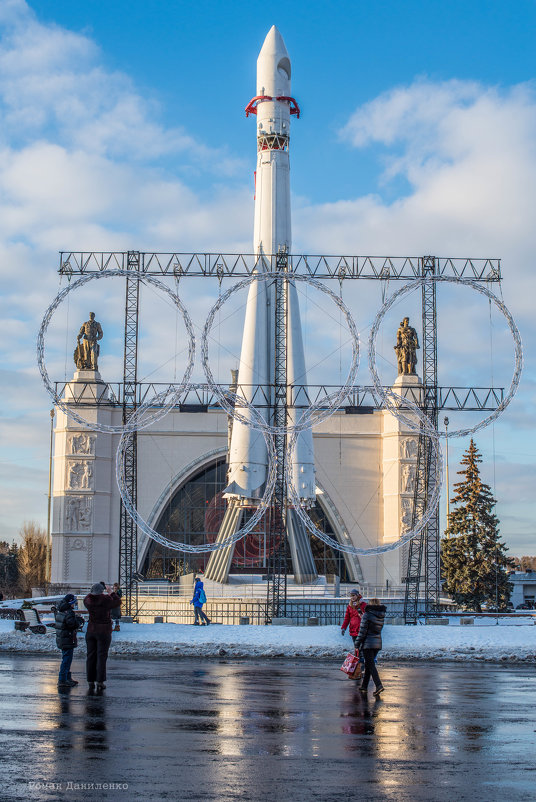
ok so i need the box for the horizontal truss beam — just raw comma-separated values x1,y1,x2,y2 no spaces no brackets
54,382,504,411
59,252,501,281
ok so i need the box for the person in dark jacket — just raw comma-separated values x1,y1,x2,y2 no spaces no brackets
190,577,210,625
54,593,84,689
355,598,387,697
111,582,123,632
83,583,120,692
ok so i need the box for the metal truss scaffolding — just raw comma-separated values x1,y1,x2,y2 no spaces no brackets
59,252,501,281
58,251,502,618
265,248,289,622
404,257,440,623
119,251,140,616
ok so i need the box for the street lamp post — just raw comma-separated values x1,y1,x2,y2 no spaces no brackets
444,416,450,533
46,408,55,588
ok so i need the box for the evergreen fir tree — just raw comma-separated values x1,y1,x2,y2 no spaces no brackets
0,540,21,596
441,439,513,611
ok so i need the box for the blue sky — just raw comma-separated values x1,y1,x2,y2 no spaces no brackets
25,0,536,204
1,0,535,554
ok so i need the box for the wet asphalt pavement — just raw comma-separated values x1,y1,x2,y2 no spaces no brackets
0,656,534,802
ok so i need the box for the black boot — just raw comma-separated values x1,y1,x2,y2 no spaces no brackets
66,673,78,687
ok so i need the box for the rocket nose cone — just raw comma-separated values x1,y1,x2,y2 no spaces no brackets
257,25,291,96
259,25,290,61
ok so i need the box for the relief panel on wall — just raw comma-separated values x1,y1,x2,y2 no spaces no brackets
401,463,416,494
67,460,94,491
69,433,96,456
400,497,414,534
64,496,93,533
400,437,418,460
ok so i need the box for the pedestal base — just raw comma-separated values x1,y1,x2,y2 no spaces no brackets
64,370,109,403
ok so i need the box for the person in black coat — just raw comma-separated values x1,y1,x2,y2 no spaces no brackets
54,593,84,689
83,583,120,692
110,582,123,631
355,598,387,697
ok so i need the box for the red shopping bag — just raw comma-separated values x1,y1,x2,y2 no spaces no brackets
340,651,360,677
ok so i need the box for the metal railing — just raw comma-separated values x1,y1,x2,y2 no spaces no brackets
135,581,416,600
133,598,410,625
136,581,338,599
136,599,268,626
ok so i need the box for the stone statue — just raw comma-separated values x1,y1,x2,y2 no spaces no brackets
74,312,103,371
394,316,419,375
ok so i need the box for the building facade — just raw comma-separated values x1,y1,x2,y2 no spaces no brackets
51,368,422,591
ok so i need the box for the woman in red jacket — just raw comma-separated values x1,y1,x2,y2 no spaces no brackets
341,589,367,649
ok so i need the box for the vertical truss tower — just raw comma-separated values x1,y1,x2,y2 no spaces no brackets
119,251,140,617
403,256,440,622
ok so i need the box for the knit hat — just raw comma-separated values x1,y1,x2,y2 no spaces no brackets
90,582,104,594
350,588,361,596
63,593,77,605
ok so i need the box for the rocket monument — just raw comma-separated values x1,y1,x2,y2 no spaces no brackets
205,26,317,583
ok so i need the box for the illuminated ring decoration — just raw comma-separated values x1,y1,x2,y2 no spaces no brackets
116,388,278,553
285,387,442,556
37,270,195,434
201,271,359,435
368,276,523,438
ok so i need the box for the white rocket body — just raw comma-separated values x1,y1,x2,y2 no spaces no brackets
225,26,315,503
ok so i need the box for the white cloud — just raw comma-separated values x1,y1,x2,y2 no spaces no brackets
297,79,536,282
0,0,244,172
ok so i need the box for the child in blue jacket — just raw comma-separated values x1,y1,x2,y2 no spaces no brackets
190,577,210,625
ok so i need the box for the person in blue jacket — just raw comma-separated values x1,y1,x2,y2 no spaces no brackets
190,576,210,625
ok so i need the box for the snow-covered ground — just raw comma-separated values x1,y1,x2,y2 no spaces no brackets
1,618,535,662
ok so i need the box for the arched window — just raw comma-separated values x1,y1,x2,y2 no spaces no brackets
142,458,350,581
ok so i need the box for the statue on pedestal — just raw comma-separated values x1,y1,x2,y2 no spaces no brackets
394,316,419,375
74,312,103,371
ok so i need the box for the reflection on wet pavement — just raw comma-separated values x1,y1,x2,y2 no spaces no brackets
0,657,534,801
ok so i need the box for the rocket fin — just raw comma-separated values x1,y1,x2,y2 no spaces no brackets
204,502,244,584
287,508,318,583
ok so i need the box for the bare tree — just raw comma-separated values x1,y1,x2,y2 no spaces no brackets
513,556,536,572
17,522,49,594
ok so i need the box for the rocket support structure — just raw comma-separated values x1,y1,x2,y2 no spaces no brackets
205,26,317,584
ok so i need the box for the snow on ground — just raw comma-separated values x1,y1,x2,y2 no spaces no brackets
1,618,535,662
